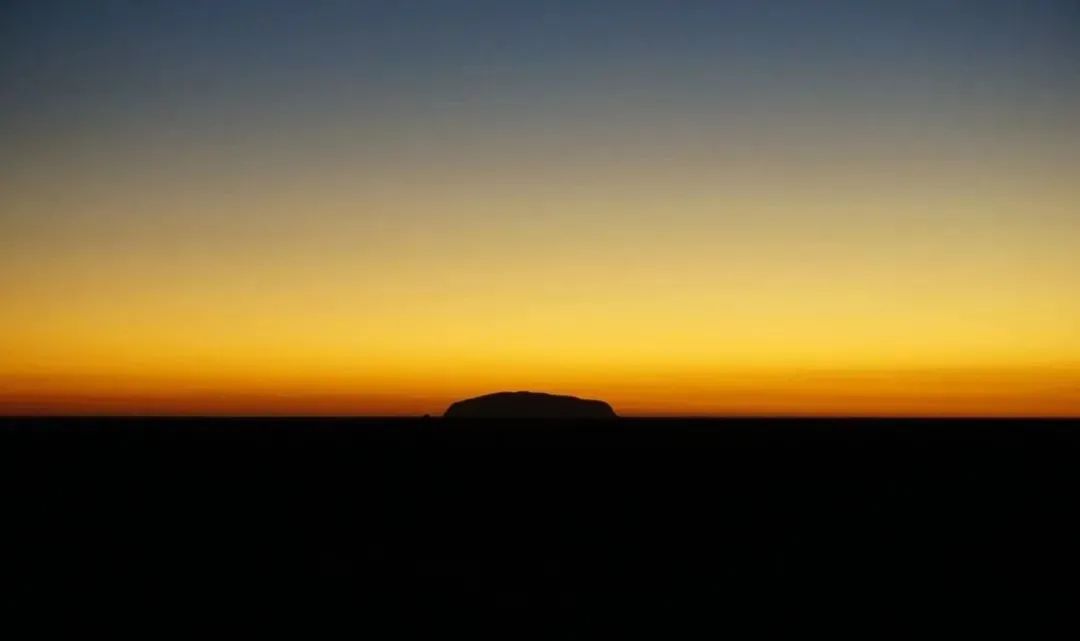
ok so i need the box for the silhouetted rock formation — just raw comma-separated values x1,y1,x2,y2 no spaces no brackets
444,391,617,419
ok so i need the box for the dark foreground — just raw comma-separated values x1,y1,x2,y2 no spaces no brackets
3,417,1078,635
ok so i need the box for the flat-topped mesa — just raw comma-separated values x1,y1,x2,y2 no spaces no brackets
443,391,617,419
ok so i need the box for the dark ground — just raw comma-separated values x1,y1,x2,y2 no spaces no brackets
3,417,1078,635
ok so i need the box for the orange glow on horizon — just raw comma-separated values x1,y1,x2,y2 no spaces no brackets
3,364,1078,416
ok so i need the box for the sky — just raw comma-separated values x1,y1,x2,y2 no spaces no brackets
2,0,1079,416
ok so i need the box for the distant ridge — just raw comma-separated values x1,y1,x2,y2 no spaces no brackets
443,391,617,419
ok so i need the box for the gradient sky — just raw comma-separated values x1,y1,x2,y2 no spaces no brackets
2,0,1079,415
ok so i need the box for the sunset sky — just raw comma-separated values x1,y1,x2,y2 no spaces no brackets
2,0,1079,416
